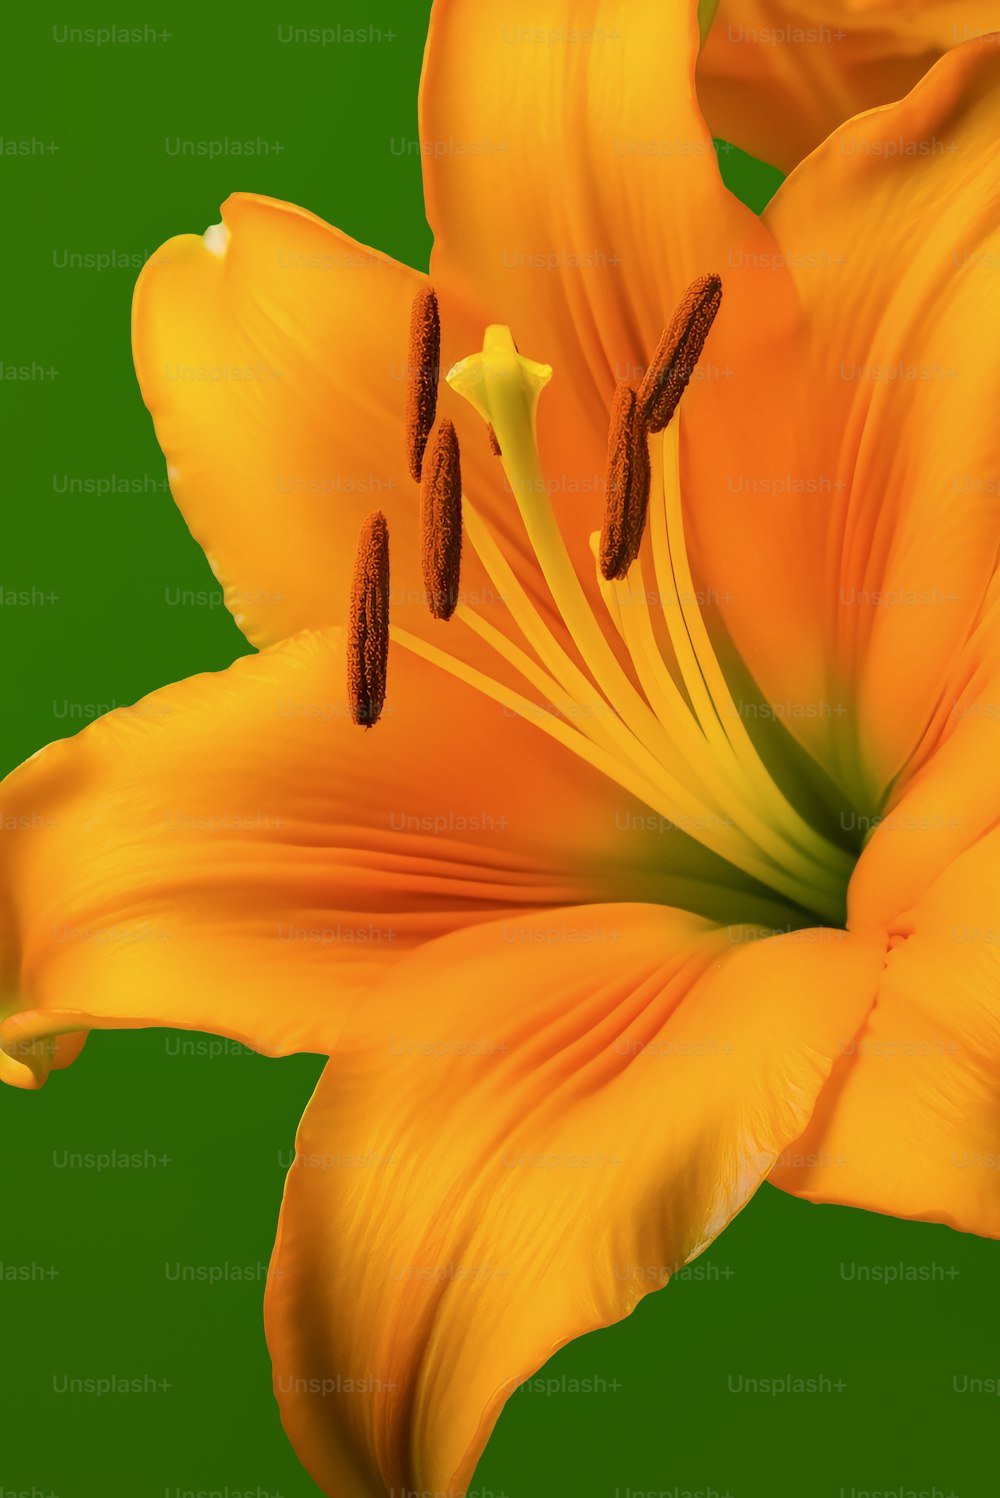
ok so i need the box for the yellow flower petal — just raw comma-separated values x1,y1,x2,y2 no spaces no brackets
420,0,801,604
774,825,1000,1238
0,631,743,1090
133,191,586,657
848,638,1000,930
133,193,498,649
773,637,1000,1236
422,0,727,372
682,37,1000,808
266,906,882,1496
699,0,1000,172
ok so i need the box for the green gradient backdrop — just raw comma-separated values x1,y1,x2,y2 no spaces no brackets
0,8,995,1497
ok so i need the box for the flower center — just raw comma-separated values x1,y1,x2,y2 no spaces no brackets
352,285,856,925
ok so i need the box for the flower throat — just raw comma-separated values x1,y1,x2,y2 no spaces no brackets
345,279,854,925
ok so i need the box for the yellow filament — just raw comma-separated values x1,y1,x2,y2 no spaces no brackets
461,329,715,776
422,323,851,922
596,544,719,789
593,545,845,892
459,511,766,851
455,603,623,762
392,624,841,911
460,500,624,759
658,422,854,879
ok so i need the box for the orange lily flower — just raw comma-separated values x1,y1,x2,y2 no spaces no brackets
699,0,1000,170
3,2,1000,1494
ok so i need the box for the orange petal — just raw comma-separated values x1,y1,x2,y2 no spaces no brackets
847,596,1000,930
683,37,1000,809
266,906,882,1496
133,193,506,650
699,0,1000,172
132,191,592,658
0,630,753,1091
420,0,802,597
774,825,1000,1238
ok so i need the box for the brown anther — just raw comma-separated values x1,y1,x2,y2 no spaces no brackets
636,273,723,434
347,511,390,727
405,286,441,482
420,419,463,620
487,423,502,457
599,383,651,581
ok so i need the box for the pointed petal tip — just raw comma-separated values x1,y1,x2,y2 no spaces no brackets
203,222,230,258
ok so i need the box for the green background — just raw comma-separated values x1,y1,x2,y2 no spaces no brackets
0,8,994,1497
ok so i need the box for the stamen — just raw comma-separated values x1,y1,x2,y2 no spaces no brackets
599,382,651,581
420,419,463,621
430,321,852,923
347,511,390,727
653,421,854,879
637,273,723,434
405,286,441,482
487,424,502,457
